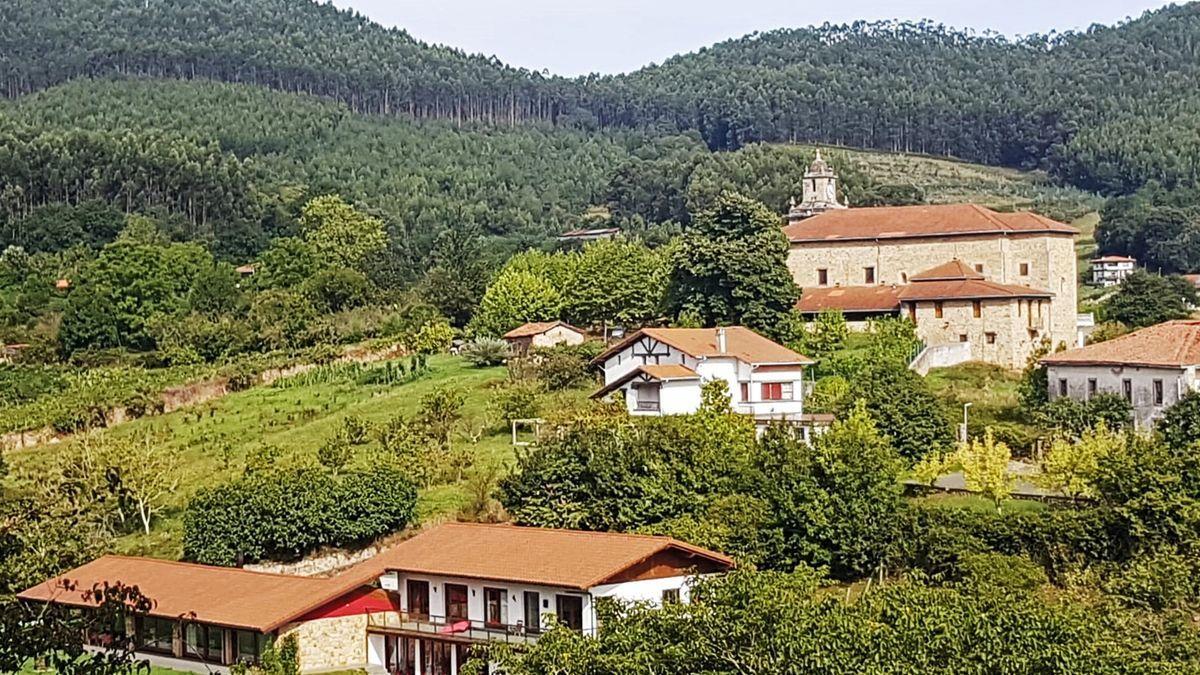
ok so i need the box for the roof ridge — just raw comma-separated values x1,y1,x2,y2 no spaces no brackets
93,555,333,582
968,203,1010,231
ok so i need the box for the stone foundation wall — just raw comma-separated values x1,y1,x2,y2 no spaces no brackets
281,615,369,672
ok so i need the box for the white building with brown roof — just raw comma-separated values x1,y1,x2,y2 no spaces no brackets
1041,320,1200,430
1090,255,1137,287
18,523,733,675
591,326,819,429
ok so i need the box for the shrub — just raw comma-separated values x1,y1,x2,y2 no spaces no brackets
1103,550,1199,611
532,343,597,391
407,319,455,355
461,338,510,367
490,384,542,426
955,552,1048,591
182,466,417,565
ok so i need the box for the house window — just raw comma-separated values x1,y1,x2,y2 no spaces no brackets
633,383,661,412
934,302,944,319
445,584,469,622
972,300,982,318
1058,379,1068,397
136,616,175,654
817,268,828,286
484,587,507,627
1020,263,1029,276
975,264,984,273
1154,379,1164,406
407,580,430,619
524,592,541,634
761,382,793,401
1122,379,1133,403
901,272,909,283
908,304,917,323
185,623,224,662
959,334,968,342
864,266,875,284
1087,378,1098,398
555,595,584,632
739,382,749,402
234,630,268,665
661,588,681,606
985,332,997,344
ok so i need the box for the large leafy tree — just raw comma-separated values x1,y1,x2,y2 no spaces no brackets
561,239,670,327
841,361,955,462
667,192,799,340
759,402,904,579
420,227,491,328
1102,271,1198,329
298,195,388,271
468,269,561,338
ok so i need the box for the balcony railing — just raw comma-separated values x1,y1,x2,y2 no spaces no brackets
634,401,661,412
366,612,560,645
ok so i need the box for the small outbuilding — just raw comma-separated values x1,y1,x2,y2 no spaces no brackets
502,321,587,353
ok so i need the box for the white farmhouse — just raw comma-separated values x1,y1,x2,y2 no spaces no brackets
591,326,817,426
19,523,733,675
1090,255,1137,287
1042,320,1200,430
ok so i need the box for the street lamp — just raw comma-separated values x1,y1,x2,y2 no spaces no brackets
961,402,973,443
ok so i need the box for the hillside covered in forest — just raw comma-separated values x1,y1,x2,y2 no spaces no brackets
4,0,1200,195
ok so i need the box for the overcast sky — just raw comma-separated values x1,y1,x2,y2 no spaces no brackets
330,0,1174,76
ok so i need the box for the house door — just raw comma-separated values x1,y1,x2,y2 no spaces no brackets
445,584,469,622
407,580,430,619
523,591,540,634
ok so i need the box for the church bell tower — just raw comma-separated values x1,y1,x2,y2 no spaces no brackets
787,149,847,223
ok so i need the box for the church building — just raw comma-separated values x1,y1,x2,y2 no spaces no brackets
787,153,1078,370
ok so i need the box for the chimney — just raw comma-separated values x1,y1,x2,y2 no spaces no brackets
716,327,727,354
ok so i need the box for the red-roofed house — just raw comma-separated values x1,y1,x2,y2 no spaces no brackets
591,327,819,430
502,321,587,353
1042,320,1200,430
18,523,733,674
1090,255,1136,287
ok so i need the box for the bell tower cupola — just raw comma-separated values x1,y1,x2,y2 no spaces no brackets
787,149,847,223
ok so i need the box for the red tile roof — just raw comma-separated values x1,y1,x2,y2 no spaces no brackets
783,204,1078,243
1041,321,1200,368
331,523,734,591
910,259,984,281
19,524,735,630
898,279,1053,302
502,321,584,339
1091,255,1136,263
639,364,701,380
590,364,701,399
797,285,902,314
595,327,812,366
16,556,338,632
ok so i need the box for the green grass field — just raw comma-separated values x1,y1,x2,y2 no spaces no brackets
8,355,590,560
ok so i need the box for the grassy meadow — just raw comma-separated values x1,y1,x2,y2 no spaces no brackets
6,355,591,559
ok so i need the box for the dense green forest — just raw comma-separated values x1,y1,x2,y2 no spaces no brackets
4,0,1200,195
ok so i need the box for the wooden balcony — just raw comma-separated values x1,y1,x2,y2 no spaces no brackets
366,612,546,645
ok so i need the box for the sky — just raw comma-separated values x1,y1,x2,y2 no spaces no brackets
331,0,1174,76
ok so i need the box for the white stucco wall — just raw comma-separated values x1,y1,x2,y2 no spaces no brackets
384,572,596,634
601,341,806,418
590,575,698,606
1046,363,1198,430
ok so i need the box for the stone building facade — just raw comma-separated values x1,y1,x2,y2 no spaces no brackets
785,160,1078,370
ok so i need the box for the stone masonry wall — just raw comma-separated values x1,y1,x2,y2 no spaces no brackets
280,614,369,672
787,232,1078,364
